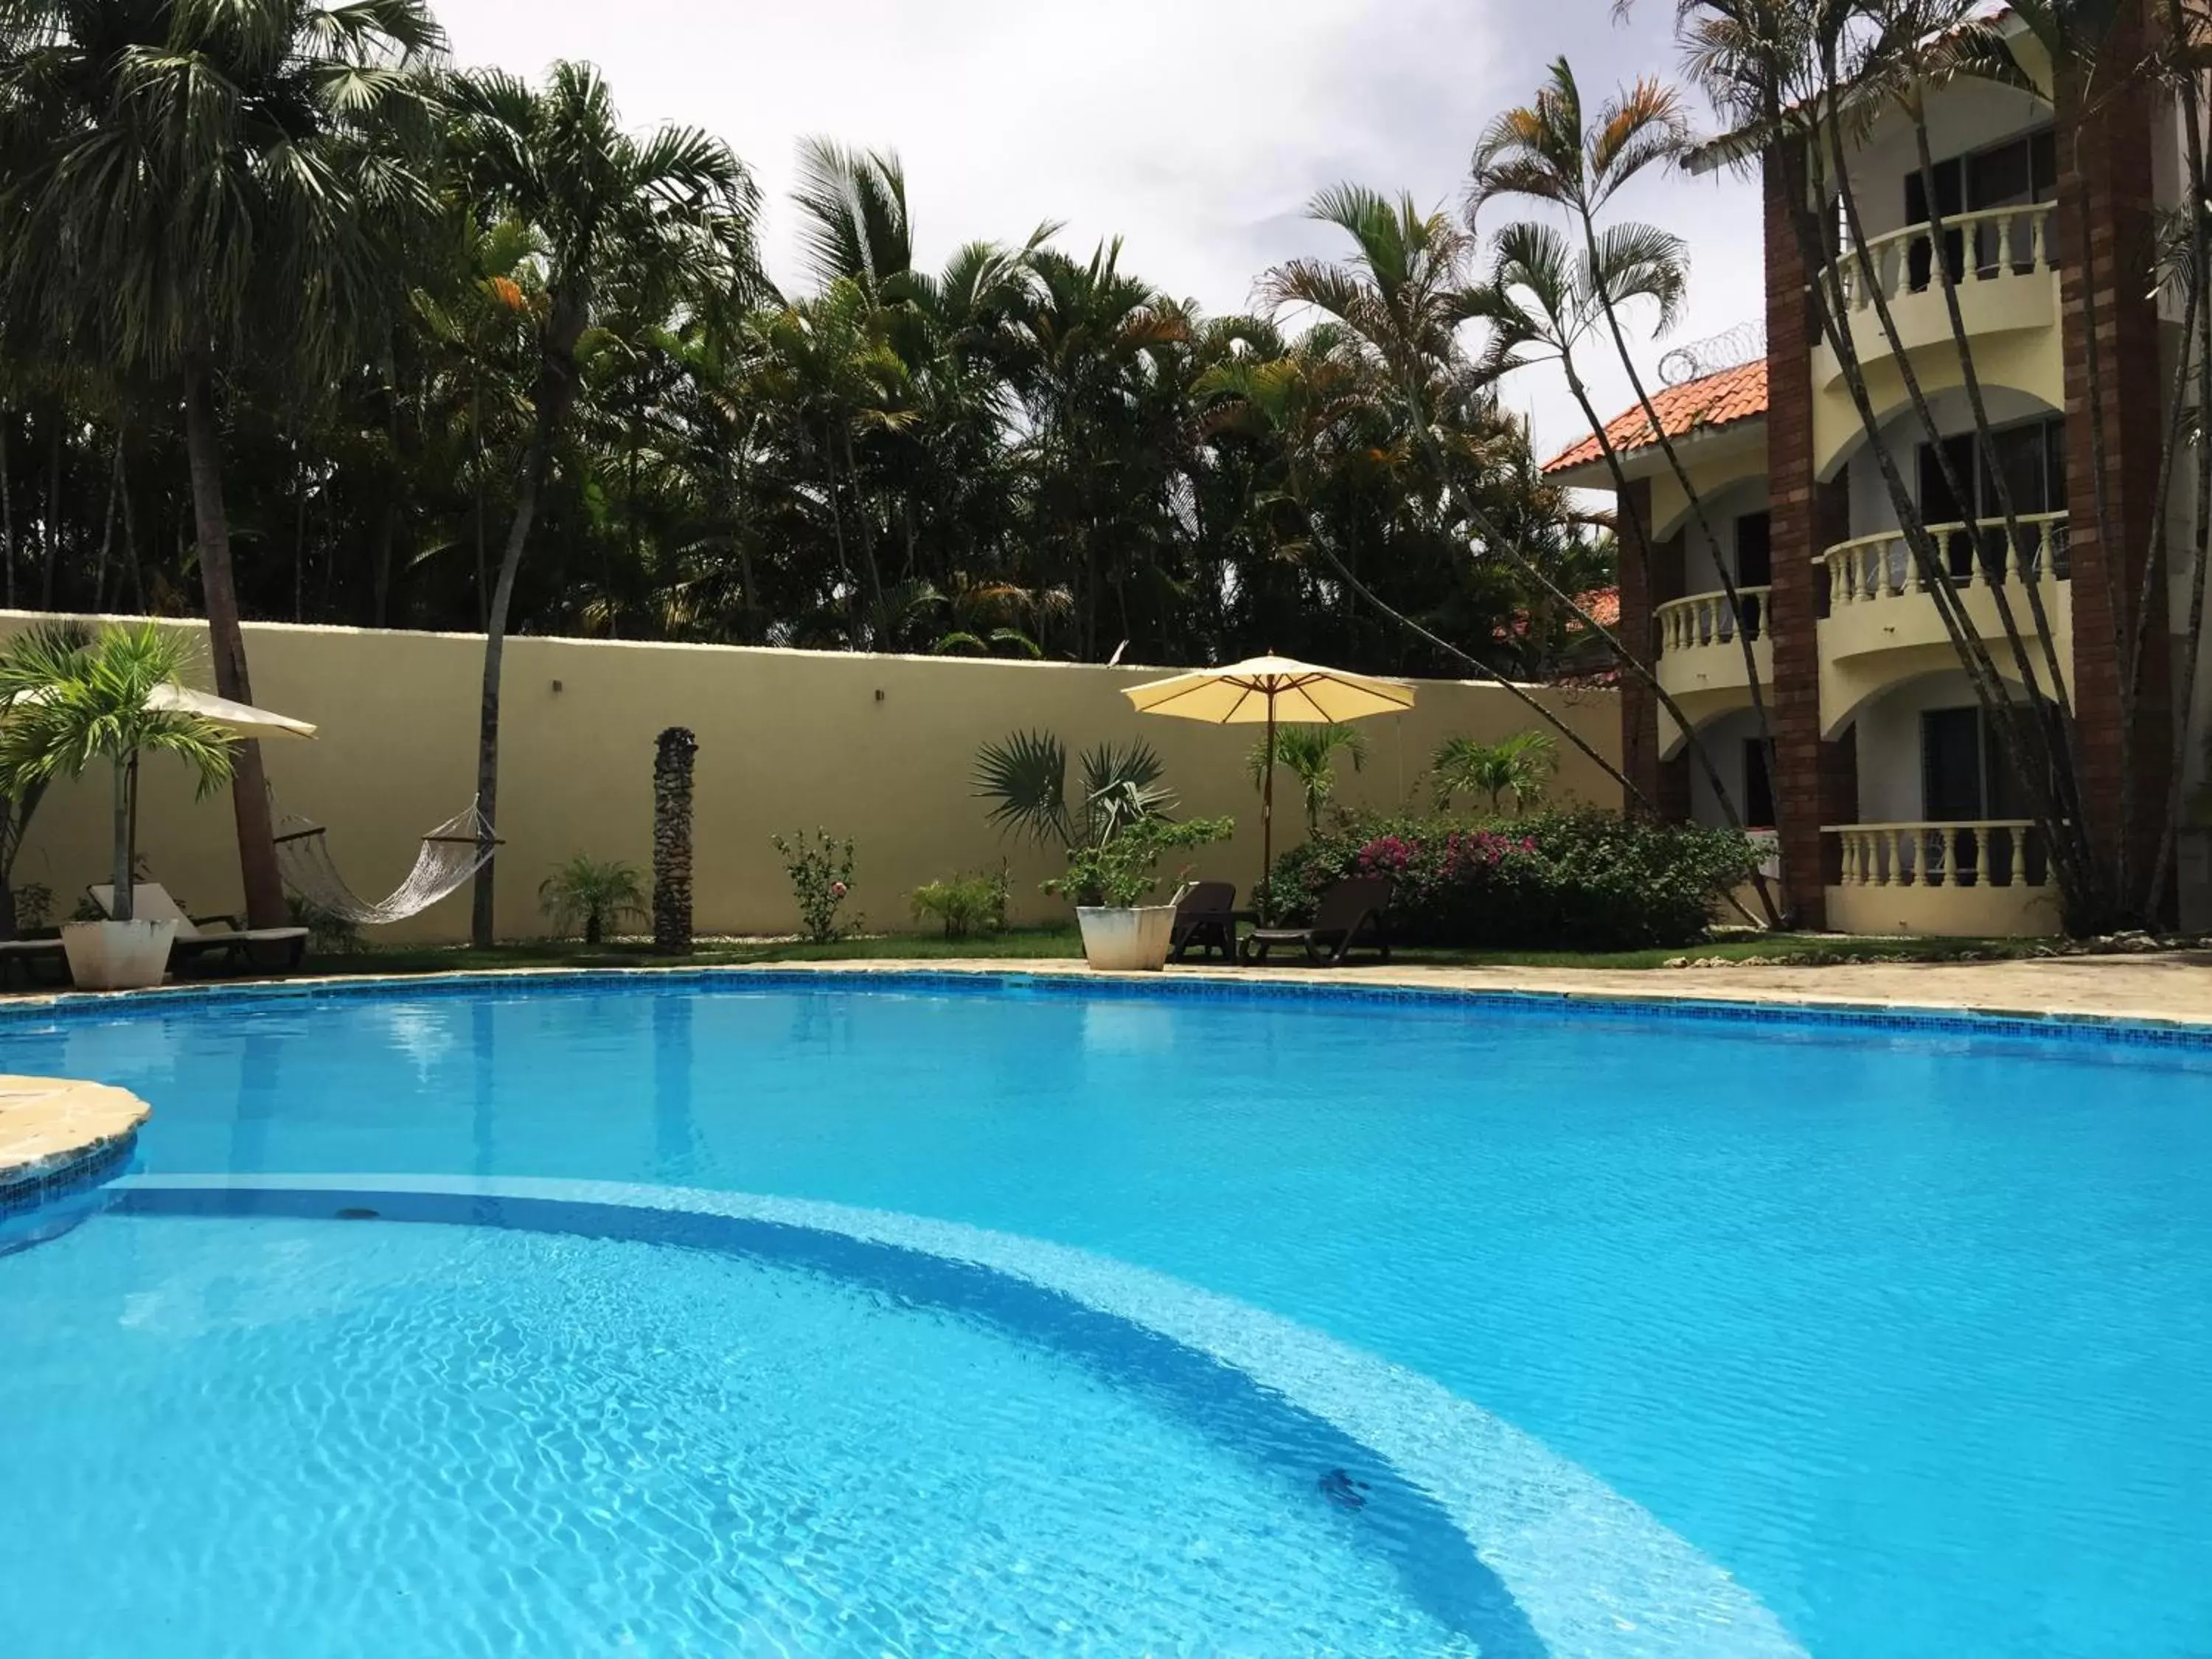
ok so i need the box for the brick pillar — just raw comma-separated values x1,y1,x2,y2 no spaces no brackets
2057,0,2171,923
1764,144,1857,926
1616,476,1666,813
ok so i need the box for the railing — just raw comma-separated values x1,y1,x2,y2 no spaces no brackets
1655,586,1772,653
1824,821,2047,889
1824,202,2057,315
1820,512,2069,609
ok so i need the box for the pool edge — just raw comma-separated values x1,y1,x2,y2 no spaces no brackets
3,959,2209,1050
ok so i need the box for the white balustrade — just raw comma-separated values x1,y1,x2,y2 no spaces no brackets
1823,821,2045,889
1823,202,2056,315
1655,586,1772,655
1819,512,2068,609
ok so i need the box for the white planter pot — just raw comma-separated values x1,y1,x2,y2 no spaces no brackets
60,919,178,992
1075,905,1178,972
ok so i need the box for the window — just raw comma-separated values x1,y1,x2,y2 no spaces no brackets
1916,418,2067,578
1742,737,1775,830
1905,128,2057,288
1733,511,1770,639
1920,706,2037,883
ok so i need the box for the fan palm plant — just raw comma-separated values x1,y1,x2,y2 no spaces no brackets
973,729,1174,849
0,0,447,930
1432,730,1558,815
446,60,759,945
1245,723,1368,835
0,624,233,922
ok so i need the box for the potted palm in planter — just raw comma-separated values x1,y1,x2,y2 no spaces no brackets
1048,815,1234,971
0,625,236,990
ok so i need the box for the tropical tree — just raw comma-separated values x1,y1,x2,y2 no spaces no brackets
0,622,233,921
1432,729,1559,815
1467,60,1786,846
445,60,759,945
1246,723,1368,834
0,0,448,927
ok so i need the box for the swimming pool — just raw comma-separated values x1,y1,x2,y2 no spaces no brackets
3,973,2207,1657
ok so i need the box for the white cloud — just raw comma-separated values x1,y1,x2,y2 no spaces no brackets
434,0,1766,456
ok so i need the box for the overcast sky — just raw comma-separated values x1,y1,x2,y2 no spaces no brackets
434,0,1764,459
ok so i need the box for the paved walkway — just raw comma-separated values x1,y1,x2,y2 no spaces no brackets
9,950,2208,1029
765,951,2212,1028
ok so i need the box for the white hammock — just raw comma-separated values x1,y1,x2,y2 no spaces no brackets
275,799,500,927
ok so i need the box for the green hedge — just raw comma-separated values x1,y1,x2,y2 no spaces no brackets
1270,808,1764,950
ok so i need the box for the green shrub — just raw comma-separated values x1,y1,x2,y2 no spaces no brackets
538,855,647,944
1271,807,1762,950
911,866,1009,939
288,894,363,955
1046,815,1235,908
771,830,856,943
10,882,54,932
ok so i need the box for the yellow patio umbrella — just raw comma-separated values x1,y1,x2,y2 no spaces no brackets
145,683,319,742
1121,655,1414,918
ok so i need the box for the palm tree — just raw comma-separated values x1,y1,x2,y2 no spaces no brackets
0,622,233,921
1245,723,1368,834
446,61,758,945
0,0,446,927
1432,730,1559,815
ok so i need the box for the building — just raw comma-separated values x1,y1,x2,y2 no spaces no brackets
1545,11,2211,936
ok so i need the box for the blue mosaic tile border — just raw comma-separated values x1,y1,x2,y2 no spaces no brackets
0,1129,137,1220
0,960,2206,1053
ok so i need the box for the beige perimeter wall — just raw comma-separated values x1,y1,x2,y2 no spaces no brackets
2,613,1621,945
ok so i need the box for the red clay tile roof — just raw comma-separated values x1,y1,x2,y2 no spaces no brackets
1541,360,1767,476
1578,586,1621,628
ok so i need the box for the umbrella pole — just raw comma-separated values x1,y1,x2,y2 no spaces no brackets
1261,698,1275,924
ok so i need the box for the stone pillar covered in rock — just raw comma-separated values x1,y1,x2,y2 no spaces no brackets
653,726,698,954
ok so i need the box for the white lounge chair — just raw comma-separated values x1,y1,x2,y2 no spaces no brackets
87,883,310,974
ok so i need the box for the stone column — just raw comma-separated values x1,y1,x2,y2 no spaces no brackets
2056,0,2171,923
1764,142,1858,925
652,726,698,955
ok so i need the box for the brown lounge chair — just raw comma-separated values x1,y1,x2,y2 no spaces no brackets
1170,881,1240,962
0,935,69,991
88,883,310,975
1241,877,1393,967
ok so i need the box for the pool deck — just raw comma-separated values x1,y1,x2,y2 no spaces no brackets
771,952,2212,1029
4,950,2208,1031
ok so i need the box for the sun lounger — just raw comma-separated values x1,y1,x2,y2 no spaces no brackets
0,936,69,991
1240,877,1392,967
88,883,309,974
1170,881,1241,962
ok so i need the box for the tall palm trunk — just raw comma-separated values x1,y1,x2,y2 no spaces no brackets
181,352,286,929
110,754,135,922
471,335,578,947
1,419,13,608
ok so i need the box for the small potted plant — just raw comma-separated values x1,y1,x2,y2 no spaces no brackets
1048,815,1233,971
0,624,235,990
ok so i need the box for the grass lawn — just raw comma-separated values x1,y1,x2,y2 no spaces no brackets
298,927,2048,978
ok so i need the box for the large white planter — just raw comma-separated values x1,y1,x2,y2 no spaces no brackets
60,919,177,991
1075,905,1178,972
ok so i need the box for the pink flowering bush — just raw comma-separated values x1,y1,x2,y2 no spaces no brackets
1274,809,1760,949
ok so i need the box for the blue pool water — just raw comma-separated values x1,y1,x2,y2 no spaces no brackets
2,975,2208,1658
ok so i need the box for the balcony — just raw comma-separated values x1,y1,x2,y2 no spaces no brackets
1823,819,2062,936
1815,513,2073,731
1812,203,2058,392
1654,587,1772,730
